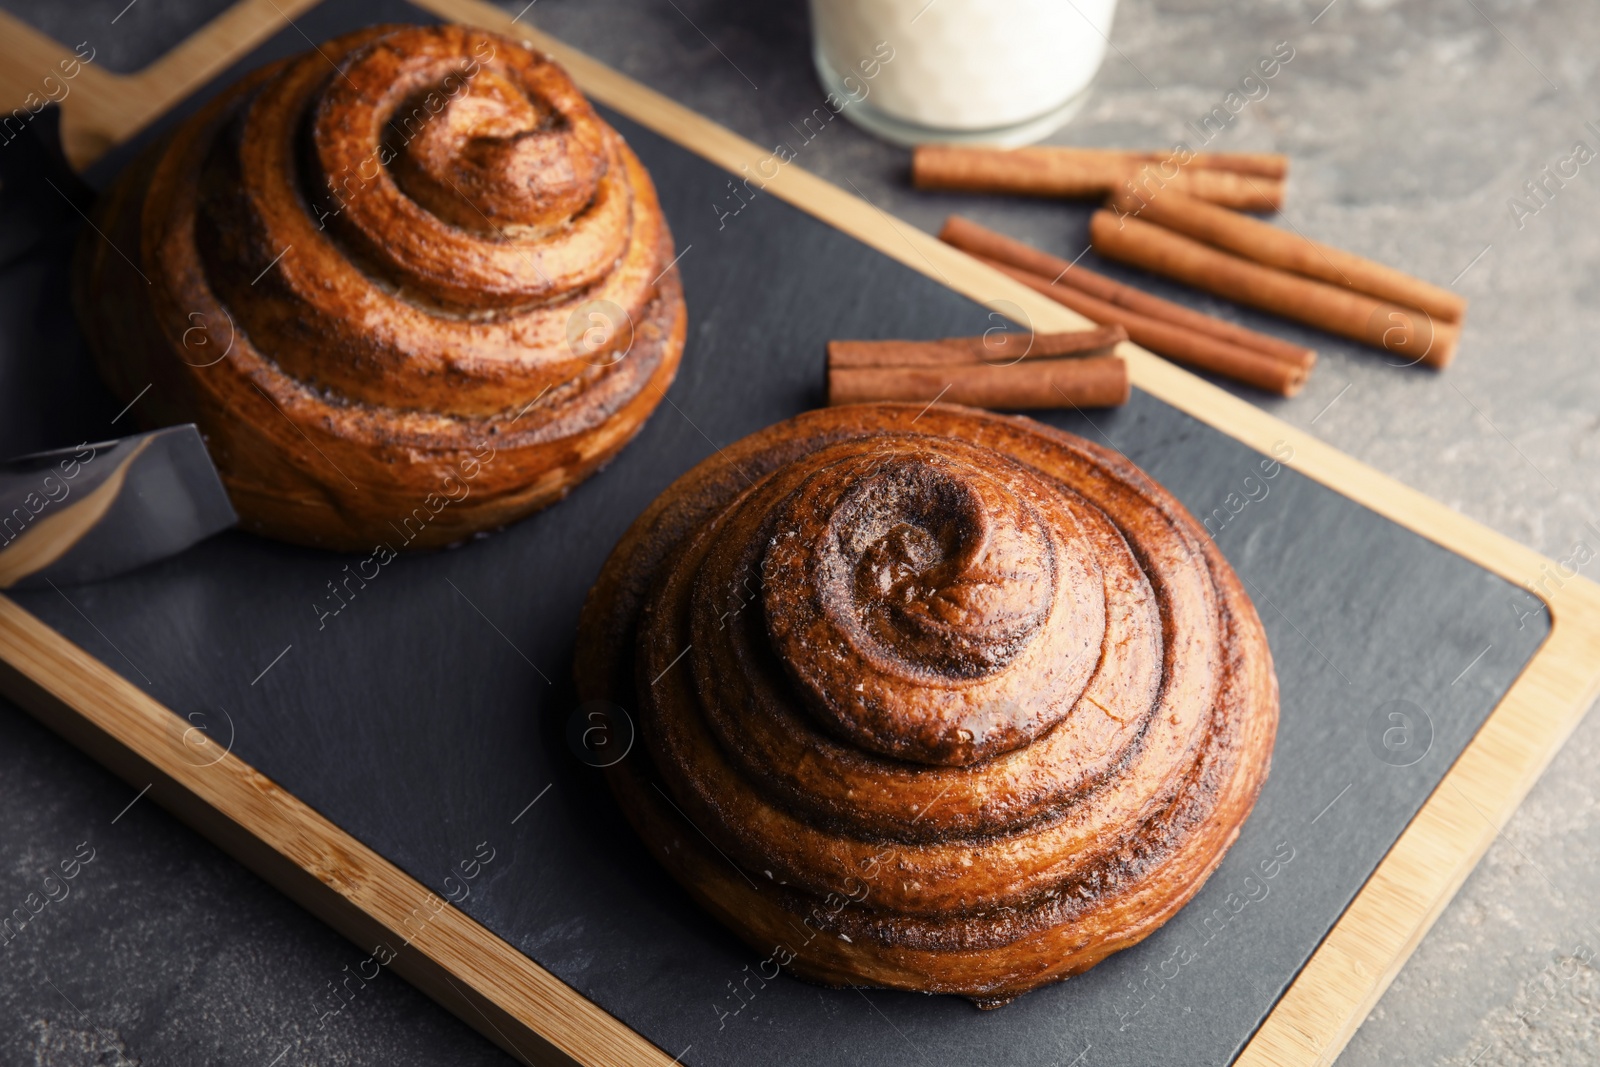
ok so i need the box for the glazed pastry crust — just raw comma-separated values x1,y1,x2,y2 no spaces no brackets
76,25,686,550
576,403,1277,1006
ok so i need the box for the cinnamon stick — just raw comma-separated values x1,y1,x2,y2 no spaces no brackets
1119,149,1289,179
940,215,1316,372
913,145,1285,211
1108,188,1467,324
827,326,1127,369
828,357,1130,410
1089,211,1458,369
972,255,1311,397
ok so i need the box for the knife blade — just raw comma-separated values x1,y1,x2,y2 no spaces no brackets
0,424,237,589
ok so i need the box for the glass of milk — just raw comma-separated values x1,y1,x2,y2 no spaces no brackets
809,0,1118,146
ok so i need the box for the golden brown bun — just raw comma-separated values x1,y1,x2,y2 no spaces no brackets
576,403,1277,1006
75,25,686,550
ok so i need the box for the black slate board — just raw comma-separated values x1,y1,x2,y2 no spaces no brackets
0,2,1550,1063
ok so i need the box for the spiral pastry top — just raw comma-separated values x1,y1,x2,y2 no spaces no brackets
76,24,686,550
576,403,1277,1006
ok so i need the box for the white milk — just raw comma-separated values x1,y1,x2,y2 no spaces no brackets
810,0,1119,146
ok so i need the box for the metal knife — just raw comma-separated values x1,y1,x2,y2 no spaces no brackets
0,425,237,589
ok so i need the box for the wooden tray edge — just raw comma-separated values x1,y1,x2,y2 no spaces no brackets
0,595,669,1067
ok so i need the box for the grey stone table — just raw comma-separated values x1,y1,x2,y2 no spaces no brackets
2,1,1597,1064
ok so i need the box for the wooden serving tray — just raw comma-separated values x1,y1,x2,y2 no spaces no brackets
2,1,1599,1065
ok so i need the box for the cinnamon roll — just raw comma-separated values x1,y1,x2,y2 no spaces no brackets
75,25,686,550
576,403,1277,1006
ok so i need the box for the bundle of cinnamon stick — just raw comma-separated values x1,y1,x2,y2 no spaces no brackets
939,216,1314,396
1093,189,1466,368
916,144,1469,381
827,325,1130,410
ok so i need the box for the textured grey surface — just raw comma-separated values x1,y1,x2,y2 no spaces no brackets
1,0,1598,1064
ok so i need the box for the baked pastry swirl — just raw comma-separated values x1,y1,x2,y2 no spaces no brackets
577,403,1276,1006
76,24,686,549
